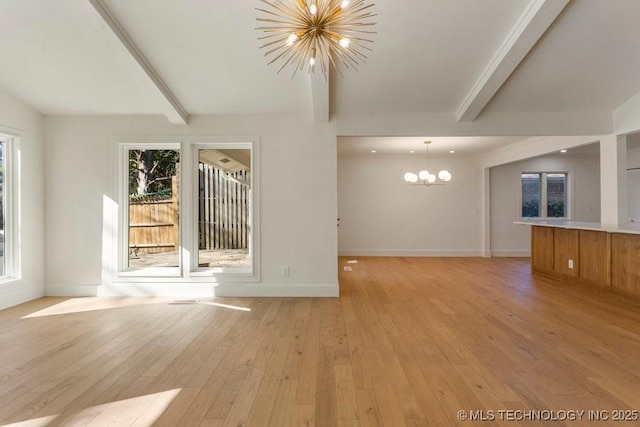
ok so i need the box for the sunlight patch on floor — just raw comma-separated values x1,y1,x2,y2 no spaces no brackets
21,297,173,318
66,388,182,425
1,415,57,426
199,301,252,311
1,389,183,426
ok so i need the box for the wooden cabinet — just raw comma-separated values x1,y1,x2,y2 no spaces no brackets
611,233,640,297
553,228,579,277
579,230,611,287
531,226,554,273
529,226,639,300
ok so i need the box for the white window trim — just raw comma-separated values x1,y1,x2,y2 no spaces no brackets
111,137,260,284
519,170,572,220
0,132,20,283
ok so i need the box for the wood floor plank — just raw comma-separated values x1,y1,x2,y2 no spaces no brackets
335,365,358,421
1,257,640,425
294,299,321,406
292,404,315,427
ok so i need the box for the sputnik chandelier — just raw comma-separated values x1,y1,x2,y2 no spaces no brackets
404,141,452,186
256,0,376,76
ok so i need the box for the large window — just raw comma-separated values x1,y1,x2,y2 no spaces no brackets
521,172,568,219
0,138,6,277
0,135,17,280
117,140,258,281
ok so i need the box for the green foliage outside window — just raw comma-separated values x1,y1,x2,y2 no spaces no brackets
129,149,179,196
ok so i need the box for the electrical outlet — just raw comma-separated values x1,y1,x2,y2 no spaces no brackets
282,266,289,277
568,259,574,269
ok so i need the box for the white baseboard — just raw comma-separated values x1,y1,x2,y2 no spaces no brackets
95,283,339,298
0,284,44,310
46,284,100,297
490,250,531,257
339,249,484,257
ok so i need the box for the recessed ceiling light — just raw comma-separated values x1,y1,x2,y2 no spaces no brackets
449,150,455,154
560,149,567,153
409,150,415,153
371,150,377,153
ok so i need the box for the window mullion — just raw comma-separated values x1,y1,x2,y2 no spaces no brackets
541,173,548,219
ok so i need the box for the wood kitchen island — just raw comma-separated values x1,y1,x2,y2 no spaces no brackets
516,220,640,300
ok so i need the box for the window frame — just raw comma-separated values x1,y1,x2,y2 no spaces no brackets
114,138,260,283
117,142,182,277
520,170,571,220
185,142,259,280
0,133,19,282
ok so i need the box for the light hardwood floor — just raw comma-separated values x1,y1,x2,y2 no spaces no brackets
1,257,640,426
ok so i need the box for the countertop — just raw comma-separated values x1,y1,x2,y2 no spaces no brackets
514,219,640,235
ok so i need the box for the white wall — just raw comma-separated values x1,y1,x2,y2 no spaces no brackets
44,115,338,297
490,152,600,256
338,152,483,256
0,87,45,310
614,89,640,135
627,133,640,167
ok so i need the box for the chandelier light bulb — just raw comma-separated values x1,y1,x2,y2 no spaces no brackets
339,37,351,48
418,170,429,181
309,3,317,15
286,33,298,46
309,56,316,66
439,170,451,182
428,174,436,183
341,0,350,8
404,172,418,183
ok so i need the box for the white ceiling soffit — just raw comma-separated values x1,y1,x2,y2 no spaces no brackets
199,149,250,173
456,0,569,122
337,136,525,155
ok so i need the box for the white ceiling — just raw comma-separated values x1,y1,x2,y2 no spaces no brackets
1,0,639,152
486,0,640,113
332,0,531,114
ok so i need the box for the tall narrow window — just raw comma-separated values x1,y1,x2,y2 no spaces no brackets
521,173,541,218
126,148,180,270
546,173,567,218
521,172,568,219
196,146,252,272
0,134,16,280
0,138,6,277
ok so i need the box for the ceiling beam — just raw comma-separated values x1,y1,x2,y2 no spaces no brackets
81,0,189,125
456,0,569,122
310,71,329,123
